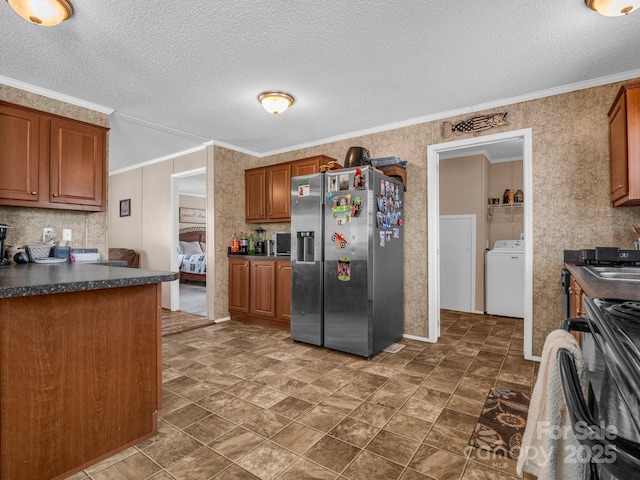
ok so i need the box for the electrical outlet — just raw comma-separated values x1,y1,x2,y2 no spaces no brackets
43,228,54,243
63,229,72,242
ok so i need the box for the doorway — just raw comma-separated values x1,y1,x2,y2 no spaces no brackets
170,168,207,316
427,128,534,360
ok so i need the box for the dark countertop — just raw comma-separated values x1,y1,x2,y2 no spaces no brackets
227,254,291,260
0,263,178,299
564,262,640,301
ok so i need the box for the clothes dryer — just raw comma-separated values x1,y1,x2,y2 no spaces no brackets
485,240,525,318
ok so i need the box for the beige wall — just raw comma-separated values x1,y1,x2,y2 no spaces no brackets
108,148,207,309
108,169,143,252
439,154,489,312
0,85,109,258
103,76,640,356
489,161,524,245
179,195,206,230
210,77,640,356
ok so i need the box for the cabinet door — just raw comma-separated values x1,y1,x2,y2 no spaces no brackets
568,276,584,345
250,261,276,317
49,118,106,210
0,104,41,203
291,157,321,177
275,261,291,322
610,93,628,203
245,168,266,222
267,164,291,221
229,259,250,313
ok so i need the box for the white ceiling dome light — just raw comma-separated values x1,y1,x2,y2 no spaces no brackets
6,0,74,26
258,91,295,115
585,0,640,16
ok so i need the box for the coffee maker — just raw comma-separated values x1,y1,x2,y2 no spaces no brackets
255,227,266,255
0,224,11,266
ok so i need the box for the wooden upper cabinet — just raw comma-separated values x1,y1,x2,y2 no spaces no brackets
49,118,105,208
0,101,108,212
245,155,335,223
266,163,291,221
245,168,266,222
0,104,41,202
609,80,640,207
291,155,328,177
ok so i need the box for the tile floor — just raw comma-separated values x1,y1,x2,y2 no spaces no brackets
66,310,538,480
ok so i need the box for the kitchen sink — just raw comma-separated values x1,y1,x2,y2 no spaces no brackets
585,265,640,281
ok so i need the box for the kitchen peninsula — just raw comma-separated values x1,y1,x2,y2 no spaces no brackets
0,263,177,480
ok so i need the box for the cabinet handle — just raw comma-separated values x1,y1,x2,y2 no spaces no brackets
31,191,37,195
52,193,58,197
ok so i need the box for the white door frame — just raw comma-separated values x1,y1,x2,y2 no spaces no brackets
170,167,207,312
439,214,476,314
427,128,534,360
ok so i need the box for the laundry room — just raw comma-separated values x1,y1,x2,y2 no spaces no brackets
438,146,524,317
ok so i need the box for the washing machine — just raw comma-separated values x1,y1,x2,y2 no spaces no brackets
485,239,525,318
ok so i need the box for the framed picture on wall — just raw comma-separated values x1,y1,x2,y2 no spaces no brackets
120,199,131,217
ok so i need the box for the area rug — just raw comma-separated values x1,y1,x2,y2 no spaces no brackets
468,386,530,460
162,309,215,336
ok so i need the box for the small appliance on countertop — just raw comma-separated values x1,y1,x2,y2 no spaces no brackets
273,231,291,256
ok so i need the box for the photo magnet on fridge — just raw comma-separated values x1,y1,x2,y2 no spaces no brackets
339,174,350,190
353,168,365,189
328,175,338,192
338,257,351,281
297,179,310,197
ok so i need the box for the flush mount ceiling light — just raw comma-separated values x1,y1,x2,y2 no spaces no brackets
585,0,639,15
258,91,295,115
6,0,73,26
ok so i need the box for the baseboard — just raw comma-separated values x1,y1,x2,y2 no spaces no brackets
402,333,433,343
214,316,231,324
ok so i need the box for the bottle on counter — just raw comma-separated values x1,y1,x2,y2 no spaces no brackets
230,233,239,253
248,233,256,255
240,232,248,254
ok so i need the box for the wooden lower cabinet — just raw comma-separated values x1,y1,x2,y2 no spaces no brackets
229,258,290,330
568,275,586,345
275,261,291,321
250,261,276,316
228,258,250,313
0,284,161,480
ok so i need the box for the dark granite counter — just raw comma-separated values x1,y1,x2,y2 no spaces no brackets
564,262,640,301
0,263,177,299
227,254,291,260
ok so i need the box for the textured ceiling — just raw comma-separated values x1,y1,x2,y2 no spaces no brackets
1,1,640,173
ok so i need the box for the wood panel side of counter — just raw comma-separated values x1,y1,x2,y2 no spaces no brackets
0,284,161,480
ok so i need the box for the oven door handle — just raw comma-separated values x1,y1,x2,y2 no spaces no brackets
560,317,590,333
558,349,640,474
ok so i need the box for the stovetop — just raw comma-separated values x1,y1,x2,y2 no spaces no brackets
579,247,640,266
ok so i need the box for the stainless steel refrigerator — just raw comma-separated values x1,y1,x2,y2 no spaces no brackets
290,165,404,357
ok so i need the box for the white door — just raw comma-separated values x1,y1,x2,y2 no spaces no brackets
439,215,475,313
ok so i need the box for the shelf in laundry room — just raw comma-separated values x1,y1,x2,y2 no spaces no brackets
488,203,523,208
